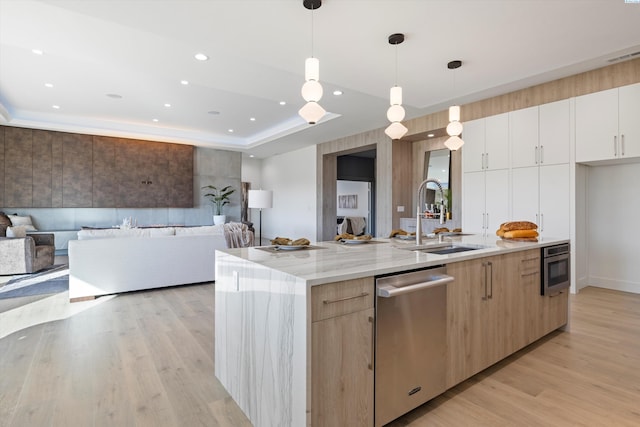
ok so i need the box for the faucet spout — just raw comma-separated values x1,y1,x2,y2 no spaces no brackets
415,178,446,245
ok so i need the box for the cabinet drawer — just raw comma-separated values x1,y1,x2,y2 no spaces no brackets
311,277,374,322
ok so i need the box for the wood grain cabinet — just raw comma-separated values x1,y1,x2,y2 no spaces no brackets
311,278,374,427
3,127,33,207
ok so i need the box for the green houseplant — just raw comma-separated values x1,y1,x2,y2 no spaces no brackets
202,185,235,224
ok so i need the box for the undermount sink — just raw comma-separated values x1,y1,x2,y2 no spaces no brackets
419,245,481,255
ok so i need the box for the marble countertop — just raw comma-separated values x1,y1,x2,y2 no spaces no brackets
217,234,569,286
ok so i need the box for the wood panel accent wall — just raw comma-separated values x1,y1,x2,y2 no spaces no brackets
0,125,194,208
392,140,413,227
406,57,640,137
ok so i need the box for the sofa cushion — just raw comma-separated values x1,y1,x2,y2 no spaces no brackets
0,212,11,237
77,227,177,240
174,225,224,236
6,226,27,238
8,214,37,231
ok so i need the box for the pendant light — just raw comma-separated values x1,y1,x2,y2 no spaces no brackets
385,33,408,140
445,60,464,150
299,0,326,125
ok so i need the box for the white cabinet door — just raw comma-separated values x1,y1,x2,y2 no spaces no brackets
618,82,640,159
462,118,485,173
575,88,618,162
539,99,570,165
484,169,510,235
510,106,539,169
462,171,486,233
539,164,570,239
485,113,509,170
511,167,539,225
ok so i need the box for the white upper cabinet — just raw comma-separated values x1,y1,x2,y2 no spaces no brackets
576,83,640,163
539,99,571,165
618,83,640,159
510,106,539,168
462,113,509,173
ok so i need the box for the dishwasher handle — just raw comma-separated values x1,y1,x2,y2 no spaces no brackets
377,274,454,298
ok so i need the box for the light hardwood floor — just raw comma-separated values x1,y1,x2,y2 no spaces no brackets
1,285,639,426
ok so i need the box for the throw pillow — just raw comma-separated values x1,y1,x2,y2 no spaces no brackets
0,212,11,237
7,214,38,231
6,225,28,238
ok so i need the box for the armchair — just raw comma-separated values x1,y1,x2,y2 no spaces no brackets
0,234,55,275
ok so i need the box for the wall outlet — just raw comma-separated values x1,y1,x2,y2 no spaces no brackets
397,206,405,212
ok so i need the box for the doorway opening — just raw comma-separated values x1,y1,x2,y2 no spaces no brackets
336,149,376,236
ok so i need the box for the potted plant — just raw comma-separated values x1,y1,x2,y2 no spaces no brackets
202,185,235,225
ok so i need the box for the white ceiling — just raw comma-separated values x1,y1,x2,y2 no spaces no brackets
1,0,640,158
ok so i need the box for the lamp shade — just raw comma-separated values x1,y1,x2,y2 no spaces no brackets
446,120,463,136
385,121,408,140
305,57,320,81
301,80,323,102
248,189,273,209
448,105,461,122
445,135,464,151
390,86,403,105
386,104,406,122
299,101,326,124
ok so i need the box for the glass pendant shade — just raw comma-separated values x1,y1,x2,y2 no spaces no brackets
299,101,326,124
301,80,323,102
390,86,403,105
448,105,460,122
385,121,408,140
446,120,463,136
445,135,464,151
386,104,406,122
305,57,320,81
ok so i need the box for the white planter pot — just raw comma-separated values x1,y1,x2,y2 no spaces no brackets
213,215,226,225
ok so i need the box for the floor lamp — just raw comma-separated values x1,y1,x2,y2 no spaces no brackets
248,189,273,246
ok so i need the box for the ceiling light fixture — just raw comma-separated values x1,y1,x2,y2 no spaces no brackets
32,49,44,55
445,60,464,151
385,33,408,140
164,103,171,108
180,80,189,85
299,0,326,125
44,83,53,88
194,53,208,61
333,90,343,96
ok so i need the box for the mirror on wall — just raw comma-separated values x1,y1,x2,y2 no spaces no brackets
422,149,452,216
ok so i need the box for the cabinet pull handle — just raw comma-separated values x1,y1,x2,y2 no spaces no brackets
486,152,489,169
521,257,540,262
368,316,375,370
323,292,369,305
614,135,617,156
482,262,488,300
540,213,544,232
540,145,544,164
549,291,565,298
481,153,485,169
535,146,539,164
621,134,625,156
488,261,493,299
520,271,539,277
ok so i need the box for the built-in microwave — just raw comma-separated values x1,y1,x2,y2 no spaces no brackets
541,243,570,296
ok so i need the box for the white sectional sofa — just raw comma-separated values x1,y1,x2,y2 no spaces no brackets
68,225,252,302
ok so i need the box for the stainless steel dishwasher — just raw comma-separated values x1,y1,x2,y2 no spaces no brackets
375,266,453,427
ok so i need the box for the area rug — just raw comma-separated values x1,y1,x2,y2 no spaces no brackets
0,264,69,300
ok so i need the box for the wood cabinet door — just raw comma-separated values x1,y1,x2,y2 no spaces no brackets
32,130,54,207
92,136,117,207
618,82,640,159
446,258,491,387
4,127,33,207
510,106,539,169
575,87,618,162
311,308,374,427
62,133,93,207
539,99,570,165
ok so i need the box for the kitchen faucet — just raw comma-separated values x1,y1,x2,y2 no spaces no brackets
416,178,446,245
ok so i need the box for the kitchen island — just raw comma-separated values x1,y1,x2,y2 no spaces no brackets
214,234,569,427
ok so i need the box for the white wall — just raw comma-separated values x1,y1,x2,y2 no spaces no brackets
260,145,317,244
585,162,640,293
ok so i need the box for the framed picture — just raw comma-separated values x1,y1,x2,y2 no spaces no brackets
338,194,357,209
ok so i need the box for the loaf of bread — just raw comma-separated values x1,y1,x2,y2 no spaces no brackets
452,228,462,233
291,238,310,246
271,237,292,245
335,233,355,241
503,229,539,239
388,229,407,238
433,227,450,234
355,234,372,240
500,221,538,231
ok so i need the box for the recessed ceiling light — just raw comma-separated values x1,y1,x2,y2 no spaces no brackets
228,129,234,133
279,101,286,106
194,53,209,61
106,93,122,99
333,90,343,96
208,110,220,115
152,118,159,122
52,105,60,109
164,103,171,108
427,133,435,138
32,49,44,55
44,83,53,88
250,117,256,121
249,155,255,158
180,80,189,85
